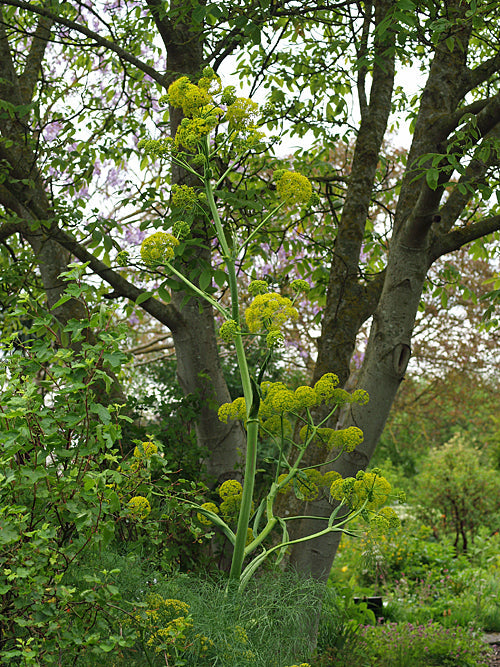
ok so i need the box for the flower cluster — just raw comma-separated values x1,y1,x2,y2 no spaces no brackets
217,396,247,423
167,76,213,116
219,319,239,343
171,220,191,239
294,472,319,501
197,502,220,526
140,232,179,266
141,67,264,161
133,441,158,459
245,292,299,335
330,470,392,511
219,479,243,499
290,279,310,293
326,426,364,452
218,378,369,428
218,479,244,523
313,373,340,401
370,506,400,534
277,468,339,501
136,594,212,658
274,170,313,205
225,97,259,128
197,479,245,528
175,109,223,150
127,495,152,519
171,183,198,210
138,137,174,156
248,279,269,296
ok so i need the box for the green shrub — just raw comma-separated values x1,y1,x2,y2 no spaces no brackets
0,276,207,664
360,621,491,666
415,435,500,551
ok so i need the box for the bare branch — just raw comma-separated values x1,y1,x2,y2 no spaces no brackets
128,333,173,354
131,342,175,356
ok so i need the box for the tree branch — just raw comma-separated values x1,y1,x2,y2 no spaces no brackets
144,0,174,52
0,6,23,106
50,225,182,333
460,51,500,96
429,215,500,262
18,8,53,104
354,1,372,121
435,124,500,237
360,268,386,324
0,218,25,241
0,0,173,89
432,97,492,144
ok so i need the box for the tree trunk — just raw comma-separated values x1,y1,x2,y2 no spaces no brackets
288,0,482,581
290,239,430,580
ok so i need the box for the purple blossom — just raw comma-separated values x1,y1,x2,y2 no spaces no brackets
124,226,146,245
43,120,63,143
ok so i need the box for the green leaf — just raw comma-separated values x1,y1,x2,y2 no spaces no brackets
213,269,227,288
51,293,73,310
0,520,20,546
90,403,111,424
199,269,212,291
158,283,171,303
397,0,416,9
108,491,121,512
135,290,154,305
425,167,439,190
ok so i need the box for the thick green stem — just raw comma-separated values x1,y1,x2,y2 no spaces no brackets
202,147,260,584
229,416,259,581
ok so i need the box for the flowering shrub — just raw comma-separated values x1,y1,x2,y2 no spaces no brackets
132,593,215,664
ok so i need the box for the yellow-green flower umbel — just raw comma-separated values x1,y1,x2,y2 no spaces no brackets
141,232,179,265
218,479,243,500
133,441,158,459
274,170,312,205
245,292,298,334
197,502,220,525
167,76,212,117
127,496,152,519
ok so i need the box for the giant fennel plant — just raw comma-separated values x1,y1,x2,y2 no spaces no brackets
138,69,401,589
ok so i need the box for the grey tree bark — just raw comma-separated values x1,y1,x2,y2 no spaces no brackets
289,0,500,581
